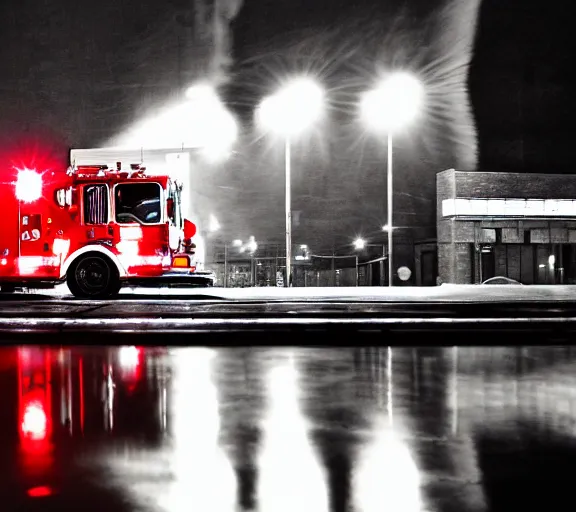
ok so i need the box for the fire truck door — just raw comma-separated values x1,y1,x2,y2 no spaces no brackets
114,183,168,267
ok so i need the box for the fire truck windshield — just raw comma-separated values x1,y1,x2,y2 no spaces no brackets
114,183,162,225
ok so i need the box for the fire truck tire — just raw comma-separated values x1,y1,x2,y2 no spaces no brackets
0,283,16,293
66,253,121,299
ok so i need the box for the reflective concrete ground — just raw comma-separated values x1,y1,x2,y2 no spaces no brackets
1,346,576,511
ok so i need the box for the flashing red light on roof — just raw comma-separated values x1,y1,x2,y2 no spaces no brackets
15,169,43,203
21,401,47,440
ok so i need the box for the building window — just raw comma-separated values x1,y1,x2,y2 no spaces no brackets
524,230,531,244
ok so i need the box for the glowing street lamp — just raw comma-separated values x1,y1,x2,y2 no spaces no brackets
360,72,424,286
354,238,366,251
245,236,258,254
114,83,238,163
256,77,325,288
208,214,221,233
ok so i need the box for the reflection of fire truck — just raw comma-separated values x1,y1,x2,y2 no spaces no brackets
18,347,53,442
0,158,216,298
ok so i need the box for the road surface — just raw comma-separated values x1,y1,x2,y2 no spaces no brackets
8,283,576,302
1,345,575,512
3,284,576,342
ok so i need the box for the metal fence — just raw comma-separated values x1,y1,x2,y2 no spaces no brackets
207,254,366,287
206,240,398,287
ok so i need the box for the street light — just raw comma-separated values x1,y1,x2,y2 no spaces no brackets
114,83,238,162
208,214,220,233
354,237,389,286
256,77,325,288
246,236,258,254
223,237,258,287
360,72,424,286
354,238,366,251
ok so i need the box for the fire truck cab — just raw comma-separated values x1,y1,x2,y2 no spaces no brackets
0,161,216,298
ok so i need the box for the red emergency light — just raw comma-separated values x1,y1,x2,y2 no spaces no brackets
15,168,43,203
21,400,47,440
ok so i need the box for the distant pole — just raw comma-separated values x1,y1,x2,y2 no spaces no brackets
387,133,393,286
285,137,292,288
331,250,336,287
223,244,228,287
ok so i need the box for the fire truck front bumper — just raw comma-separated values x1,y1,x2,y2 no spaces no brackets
125,269,217,288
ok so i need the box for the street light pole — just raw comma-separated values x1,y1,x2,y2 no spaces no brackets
285,136,292,288
223,244,228,288
387,133,393,287
256,77,324,288
360,72,424,286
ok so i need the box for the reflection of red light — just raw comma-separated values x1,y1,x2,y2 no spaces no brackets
27,485,54,498
22,401,47,440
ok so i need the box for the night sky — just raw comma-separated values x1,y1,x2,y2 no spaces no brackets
0,0,573,251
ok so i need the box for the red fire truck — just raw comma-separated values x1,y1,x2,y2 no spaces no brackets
0,159,216,298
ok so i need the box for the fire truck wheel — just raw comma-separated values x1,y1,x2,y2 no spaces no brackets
0,283,16,293
66,254,120,299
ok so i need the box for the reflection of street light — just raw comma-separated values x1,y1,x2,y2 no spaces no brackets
361,72,424,286
256,77,325,288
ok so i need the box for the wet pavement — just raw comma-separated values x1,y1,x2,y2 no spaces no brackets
6,283,576,302
2,346,576,511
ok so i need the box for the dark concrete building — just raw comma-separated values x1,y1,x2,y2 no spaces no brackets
437,170,576,284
